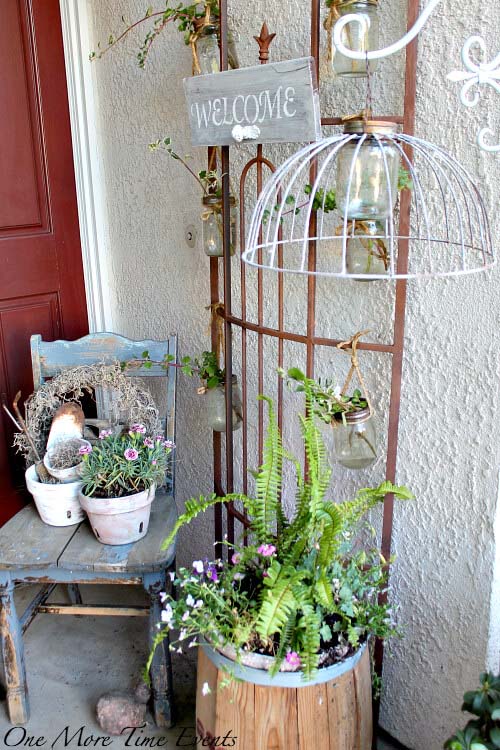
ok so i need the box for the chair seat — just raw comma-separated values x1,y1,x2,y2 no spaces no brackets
0,490,177,574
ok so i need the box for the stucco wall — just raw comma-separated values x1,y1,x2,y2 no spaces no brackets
85,0,499,747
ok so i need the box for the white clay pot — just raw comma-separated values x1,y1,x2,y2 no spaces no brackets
43,438,91,483
79,484,155,546
25,464,85,527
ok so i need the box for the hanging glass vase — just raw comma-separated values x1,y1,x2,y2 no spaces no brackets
333,408,377,469
336,119,400,220
201,195,237,257
345,219,389,278
328,0,379,79
196,24,220,75
205,376,243,432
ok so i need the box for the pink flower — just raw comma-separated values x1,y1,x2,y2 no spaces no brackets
155,435,164,442
286,651,301,669
130,423,146,434
231,553,242,565
257,544,276,557
163,440,175,449
124,448,139,461
98,429,113,439
151,459,157,465
143,437,154,448
79,444,92,455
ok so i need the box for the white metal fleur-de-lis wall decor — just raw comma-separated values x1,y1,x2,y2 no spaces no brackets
447,36,500,153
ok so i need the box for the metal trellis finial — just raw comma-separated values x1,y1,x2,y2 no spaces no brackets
254,23,276,64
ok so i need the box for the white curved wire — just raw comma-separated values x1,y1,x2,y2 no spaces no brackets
241,132,494,280
332,0,442,61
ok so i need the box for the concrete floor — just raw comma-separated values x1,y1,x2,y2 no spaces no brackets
0,584,405,749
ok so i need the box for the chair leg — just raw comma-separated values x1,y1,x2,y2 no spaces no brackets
67,584,82,605
144,571,174,728
0,576,29,724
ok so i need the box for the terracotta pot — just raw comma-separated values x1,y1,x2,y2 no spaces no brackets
25,464,84,527
79,484,155,545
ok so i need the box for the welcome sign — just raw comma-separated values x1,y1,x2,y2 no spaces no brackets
184,57,322,147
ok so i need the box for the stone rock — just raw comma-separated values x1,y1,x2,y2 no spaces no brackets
133,679,151,705
96,691,147,736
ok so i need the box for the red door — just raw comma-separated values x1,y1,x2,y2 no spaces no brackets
0,0,89,524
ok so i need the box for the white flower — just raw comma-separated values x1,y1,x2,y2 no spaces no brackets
169,571,175,582
333,385,342,399
179,628,188,641
201,682,211,696
193,560,204,574
182,611,190,622
188,639,197,648
186,594,195,607
194,599,203,609
159,591,168,603
161,604,173,624
176,647,183,654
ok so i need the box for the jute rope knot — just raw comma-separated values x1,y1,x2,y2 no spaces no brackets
206,302,225,365
336,329,374,417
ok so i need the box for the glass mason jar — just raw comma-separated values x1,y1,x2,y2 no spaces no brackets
333,408,377,469
330,0,379,78
345,219,389,278
196,24,220,75
205,376,243,432
201,195,237,257
336,119,400,220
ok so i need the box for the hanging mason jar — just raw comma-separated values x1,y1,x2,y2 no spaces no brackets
336,119,400,220
205,376,243,432
201,195,237,257
329,0,379,78
196,24,220,75
333,408,377,469
345,219,389,278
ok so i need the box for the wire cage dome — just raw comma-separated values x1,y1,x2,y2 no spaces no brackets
242,118,495,280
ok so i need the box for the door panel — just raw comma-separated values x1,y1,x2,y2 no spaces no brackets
0,0,89,521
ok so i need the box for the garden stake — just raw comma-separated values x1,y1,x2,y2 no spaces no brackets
12,391,53,483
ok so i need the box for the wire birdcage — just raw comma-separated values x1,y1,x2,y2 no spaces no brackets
243,119,494,279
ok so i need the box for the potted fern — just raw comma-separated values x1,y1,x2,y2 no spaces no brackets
151,385,411,746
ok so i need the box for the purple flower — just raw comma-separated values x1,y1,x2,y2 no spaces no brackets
155,435,164,442
286,651,301,669
124,448,139,461
163,440,175,450
98,429,113,439
231,552,242,565
206,565,219,583
143,437,154,448
79,444,92,455
130,423,146,434
257,544,276,557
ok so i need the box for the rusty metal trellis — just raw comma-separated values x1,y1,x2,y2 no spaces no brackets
211,0,419,686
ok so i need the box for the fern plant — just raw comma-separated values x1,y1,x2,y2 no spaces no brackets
152,384,412,680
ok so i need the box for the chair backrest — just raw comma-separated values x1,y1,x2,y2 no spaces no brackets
30,332,177,495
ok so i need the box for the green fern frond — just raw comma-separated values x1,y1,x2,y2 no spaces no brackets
256,563,304,639
339,481,413,531
314,573,334,610
296,600,321,679
162,492,253,549
253,395,283,542
270,610,296,677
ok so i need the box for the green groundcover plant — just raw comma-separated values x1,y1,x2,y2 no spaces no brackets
445,673,500,750
149,383,412,680
79,425,174,498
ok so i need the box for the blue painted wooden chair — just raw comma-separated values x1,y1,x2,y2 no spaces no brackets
0,333,178,727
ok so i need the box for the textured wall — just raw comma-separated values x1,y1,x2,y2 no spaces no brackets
86,0,499,747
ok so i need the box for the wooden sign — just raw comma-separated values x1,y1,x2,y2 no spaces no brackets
184,57,322,147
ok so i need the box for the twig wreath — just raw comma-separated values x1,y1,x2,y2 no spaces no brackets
14,362,160,465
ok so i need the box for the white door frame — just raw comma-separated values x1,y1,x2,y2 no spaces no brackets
59,0,113,333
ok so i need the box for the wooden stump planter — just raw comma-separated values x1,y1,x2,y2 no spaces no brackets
196,642,372,750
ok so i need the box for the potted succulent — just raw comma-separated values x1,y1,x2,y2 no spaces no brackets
79,426,174,545
149,385,412,745
445,672,500,750
182,351,242,432
287,367,377,469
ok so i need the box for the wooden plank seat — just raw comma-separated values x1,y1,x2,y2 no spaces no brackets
0,334,178,727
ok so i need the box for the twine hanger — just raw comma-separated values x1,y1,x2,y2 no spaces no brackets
206,302,225,365
336,329,375,416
